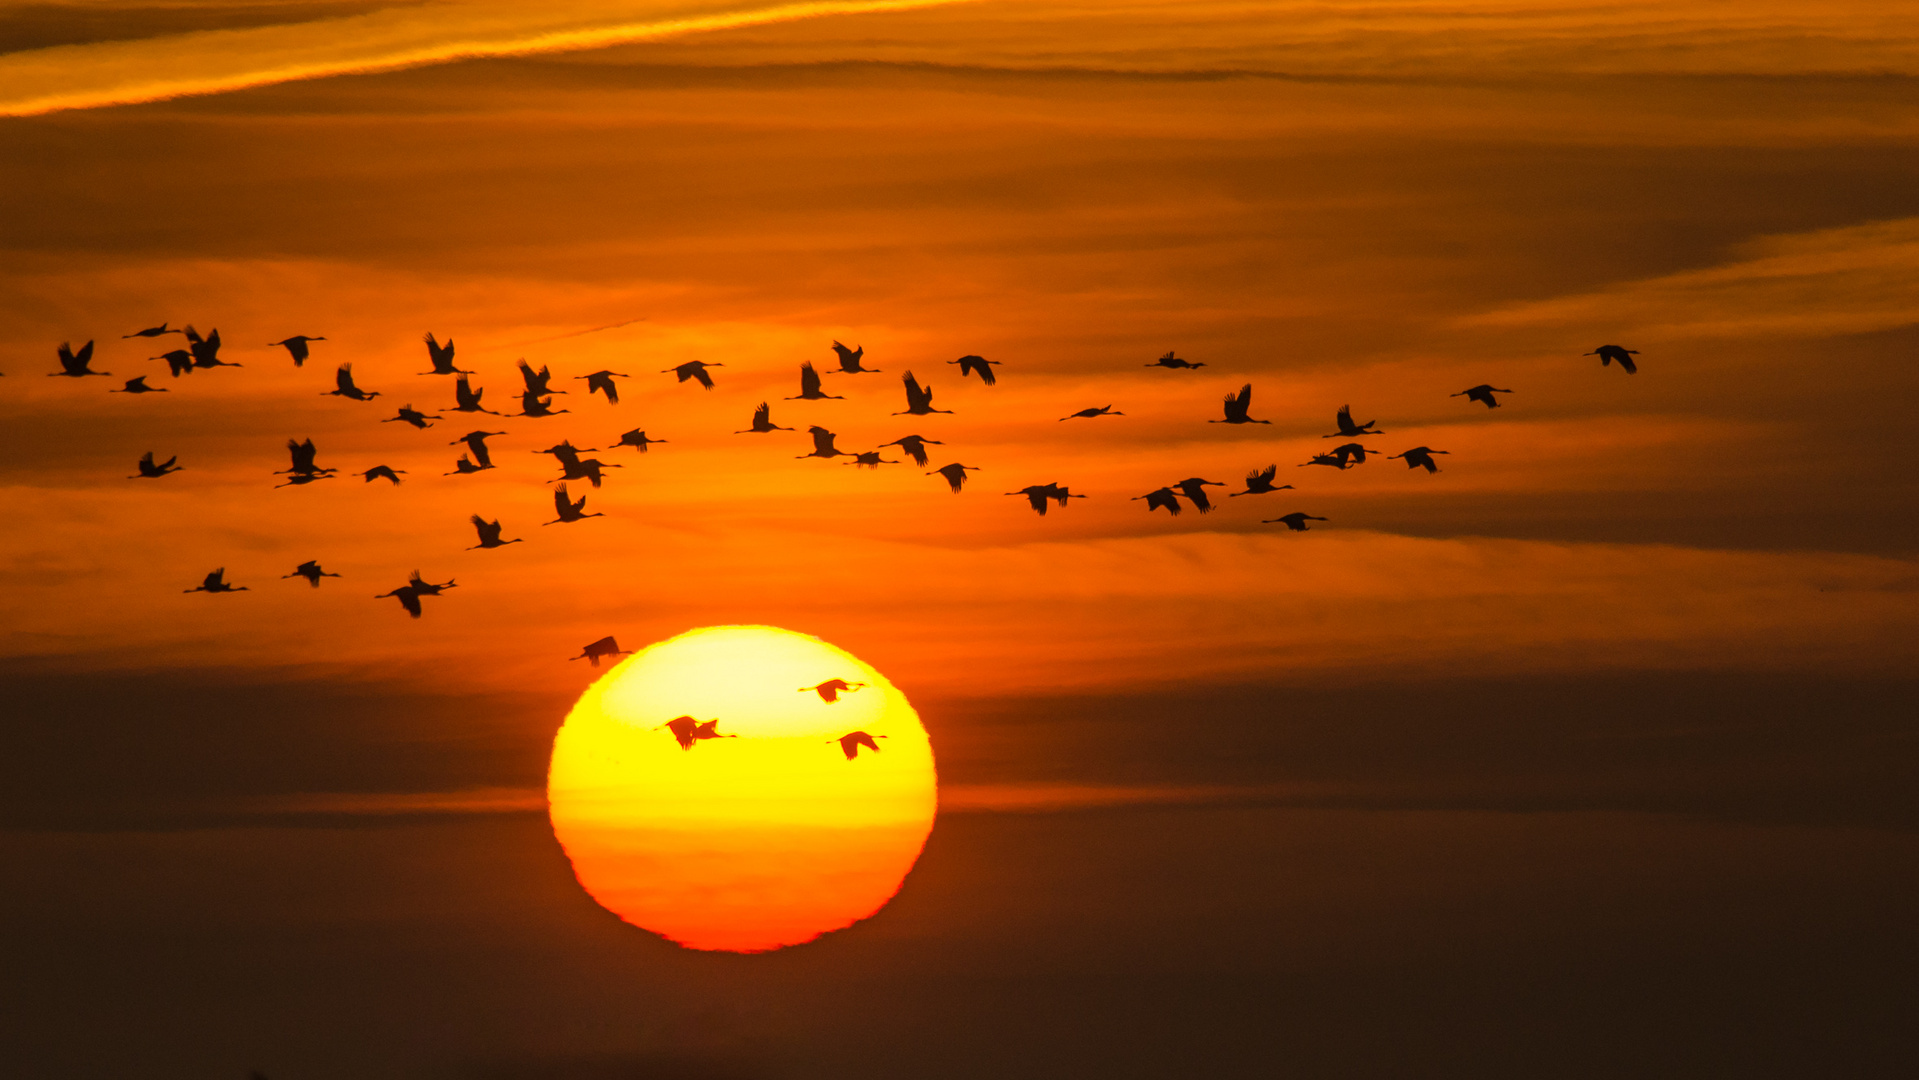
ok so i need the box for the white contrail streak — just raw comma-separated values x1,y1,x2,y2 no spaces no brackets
0,0,976,117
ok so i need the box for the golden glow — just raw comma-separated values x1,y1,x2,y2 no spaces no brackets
547,626,936,952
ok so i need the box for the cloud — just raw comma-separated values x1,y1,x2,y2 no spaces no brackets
0,0,976,116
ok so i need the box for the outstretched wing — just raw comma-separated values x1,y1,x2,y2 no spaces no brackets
553,485,571,517
691,365,714,389
800,362,821,396
752,401,770,426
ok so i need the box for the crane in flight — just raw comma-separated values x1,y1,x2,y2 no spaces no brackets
1133,487,1182,516
152,349,195,377
110,376,166,394
1146,351,1203,369
1299,452,1347,470
1061,405,1122,421
879,434,940,466
1390,446,1449,473
383,404,436,429
512,390,568,418
929,463,980,493
895,372,952,415
571,636,633,667
830,341,877,373
1265,512,1328,531
124,323,182,339
845,451,897,469
797,426,852,460
129,451,182,479
1228,465,1291,497
577,370,629,404
662,360,721,389
786,362,843,401
185,568,247,593
831,731,887,760
1453,384,1513,409
735,402,793,434
1330,442,1381,466
1170,477,1226,512
184,327,238,369
451,431,506,468
1211,384,1269,425
282,561,340,587
551,455,622,488
949,355,999,385
447,376,499,414
544,483,604,524
420,333,471,375
1324,405,1380,438
323,363,380,400
468,515,524,549
445,455,492,476
1585,345,1638,374
801,679,866,703
278,438,335,478
517,359,564,396
661,716,736,750
362,465,405,484
268,335,325,366
273,471,334,489
1007,483,1085,516
613,429,667,452
51,340,107,377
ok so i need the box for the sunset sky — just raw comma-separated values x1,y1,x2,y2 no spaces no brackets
3,2,1916,1077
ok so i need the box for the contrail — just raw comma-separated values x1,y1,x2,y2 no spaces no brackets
0,0,978,117
515,316,649,346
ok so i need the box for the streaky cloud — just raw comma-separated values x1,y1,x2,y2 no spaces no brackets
0,0,978,116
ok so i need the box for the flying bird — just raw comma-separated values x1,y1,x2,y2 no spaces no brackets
1453,384,1514,408
382,404,436,429
786,361,843,400
110,376,165,394
662,360,721,389
1061,405,1122,421
51,340,107,377
544,483,603,524
447,375,498,414
830,341,877,373
845,451,897,469
929,463,980,493
362,465,405,484
124,323,182,339
183,326,237,369
278,438,335,478
375,585,424,618
406,570,456,596
444,455,491,476
324,363,379,400
1228,465,1291,497
282,560,339,588
1170,477,1226,512
1133,487,1182,516
1331,442,1380,466
129,451,182,479
468,515,523,549
802,679,866,703
1390,446,1449,473
613,429,666,452
831,731,887,760
1325,405,1380,438
1299,452,1348,470
451,431,505,469
1265,512,1328,532
1146,350,1203,369
511,390,568,418
879,434,940,466
1211,384,1269,425
184,568,247,593
552,455,621,488
797,426,852,459
948,354,998,385
894,372,952,415
268,336,324,366
1007,483,1084,516
576,370,628,403
273,471,334,489
151,350,195,377
420,333,470,375
735,402,792,434
534,441,591,470
1586,345,1639,373
571,636,632,667
517,359,563,396
660,716,736,750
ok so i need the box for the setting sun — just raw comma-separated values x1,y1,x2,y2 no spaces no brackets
547,625,936,952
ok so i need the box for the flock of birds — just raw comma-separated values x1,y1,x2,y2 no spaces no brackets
25,323,1642,755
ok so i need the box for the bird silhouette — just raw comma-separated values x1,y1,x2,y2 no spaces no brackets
151,350,195,377
879,434,940,466
1228,465,1292,496
420,333,471,375
929,463,980,493
124,323,182,339
129,451,182,479
362,465,405,484
552,455,621,488
1007,483,1084,516
831,731,887,759
1390,446,1449,473
577,370,628,403
802,679,866,703
452,431,506,468
185,568,246,593
517,359,564,396
1265,512,1328,531
571,636,632,667
1212,384,1269,425
613,429,666,452
1299,452,1348,470
447,375,499,414
797,426,852,459
268,336,324,366
183,326,237,369
110,376,165,394
1170,477,1226,512
375,585,424,618
534,441,592,470
663,360,721,389
735,402,792,434
1133,487,1182,516
1586,345,1639,373
830,341,877,373
1325,405,1380,438
895,372,952,415
1454,384,1514,408
406,570,456,595
1061,405,1122,421
544,483,603,524
383,404,436,429
273,471,334,489
51,340,107,377
278,438,335,477
1331,442,1381,466
948,354,998,385
845,451,897,469
512,390,568,418
282,560,339,587
660,715,736,750
786,362,843,401
1146,350,1203,369
444,455,492,476
324,363,379,400
468,515,523,549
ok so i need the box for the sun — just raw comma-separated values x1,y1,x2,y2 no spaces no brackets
546,625,937,952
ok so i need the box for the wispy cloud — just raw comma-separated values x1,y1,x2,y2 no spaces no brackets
0,0,975,116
